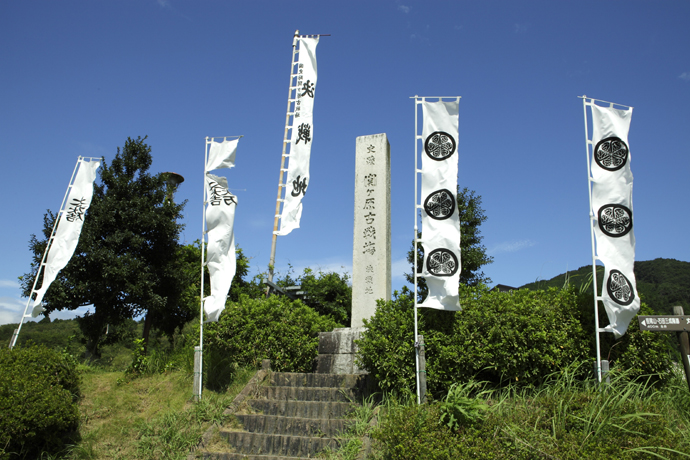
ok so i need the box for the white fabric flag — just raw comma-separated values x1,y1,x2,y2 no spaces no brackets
32,159,100,316
278,36,319,235
590,102,639,337
204,173,237,322
206,138,238,171
419,100,461,311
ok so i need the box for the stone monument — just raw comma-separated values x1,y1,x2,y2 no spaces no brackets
352,133,392,326
317,133,391,374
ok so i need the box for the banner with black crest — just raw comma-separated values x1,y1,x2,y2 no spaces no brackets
419,99,461,311
589,101,639,338
278,36,319,235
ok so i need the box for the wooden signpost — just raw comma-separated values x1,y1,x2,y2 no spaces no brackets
638,306,690,391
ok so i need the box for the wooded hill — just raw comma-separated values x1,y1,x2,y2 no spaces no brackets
520,258,690,315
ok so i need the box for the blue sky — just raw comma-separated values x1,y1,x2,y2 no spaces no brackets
1,1,689,325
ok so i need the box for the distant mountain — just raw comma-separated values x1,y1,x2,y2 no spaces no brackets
519,258,690,315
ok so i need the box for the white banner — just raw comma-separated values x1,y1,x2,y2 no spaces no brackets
32,159,100,315
590,102,639,337
204,173,237,322
206,138,238,171
419,100,461,311
278,36,319,236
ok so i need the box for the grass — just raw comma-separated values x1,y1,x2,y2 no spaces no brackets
370,364,690,460
45,364,254,460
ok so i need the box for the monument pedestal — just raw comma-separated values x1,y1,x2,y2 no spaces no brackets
316,327,367,374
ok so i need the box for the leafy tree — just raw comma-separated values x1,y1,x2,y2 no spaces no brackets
273,266,352,325
406,187,493,300
298,268,352,325
177,240,265,317
21,137,192,358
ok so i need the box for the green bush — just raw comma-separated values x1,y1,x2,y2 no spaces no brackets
574,293,675,384
204,294,341,372
358,286,590,396
0,343,81,459
298,268,352,325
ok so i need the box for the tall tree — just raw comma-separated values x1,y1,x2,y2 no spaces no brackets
21,137,192,357
406,187,493,300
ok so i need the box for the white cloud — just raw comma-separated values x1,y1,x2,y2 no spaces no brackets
398,5,410,13
488,239,536,255
514,23,529,34
0,294,93,325
679,72,690,82
0,296,26,325
0,279,19,289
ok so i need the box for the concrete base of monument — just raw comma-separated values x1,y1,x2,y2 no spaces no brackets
316,327,367,374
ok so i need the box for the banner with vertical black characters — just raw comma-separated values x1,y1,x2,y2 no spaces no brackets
204,173,237,322
589,102,639,337
278,36,319,235
419,100,461,311
32,159,100,315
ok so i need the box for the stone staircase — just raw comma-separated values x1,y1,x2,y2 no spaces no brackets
193,361,370,460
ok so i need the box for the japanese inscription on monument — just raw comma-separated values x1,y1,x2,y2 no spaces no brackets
352,134,391,328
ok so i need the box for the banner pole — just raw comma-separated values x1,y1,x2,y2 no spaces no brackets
580,96,603,383
413,96,422,405
197,137,210,400
267,31,300,292
11,157,84,349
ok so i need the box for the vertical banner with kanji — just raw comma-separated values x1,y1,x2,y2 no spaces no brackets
588,101,639,337
32,158,100,315
278,36,319,235
204,173,237,322
419,99,461,311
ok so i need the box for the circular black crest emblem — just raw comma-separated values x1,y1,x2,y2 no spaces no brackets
424,189,456,220
424,131,456,161
598,204,633,238
426,248,459,277
594,137,628,171
606,269,635,306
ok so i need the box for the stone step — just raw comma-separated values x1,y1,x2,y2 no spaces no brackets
270,372,368,391
235,414,351,437
201,452,311,460
257,385,355,402
219,430,339,458
248,399,354,419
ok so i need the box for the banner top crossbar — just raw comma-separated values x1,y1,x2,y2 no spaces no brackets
578,95,633,110
206,135,243,141
411,95,461,101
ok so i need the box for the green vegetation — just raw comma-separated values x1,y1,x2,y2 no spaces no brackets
358,286,591,395
369,366,690,459
291,267,353,325
521,258,690,315
0,343,81,459
357,285,674,397
21,137,192,358
205,294,341,373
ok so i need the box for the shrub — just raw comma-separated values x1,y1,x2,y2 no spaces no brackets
204,294,341,372
574,293,675,384
298,268,352,325
0,343,81,459
357,286,590,396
